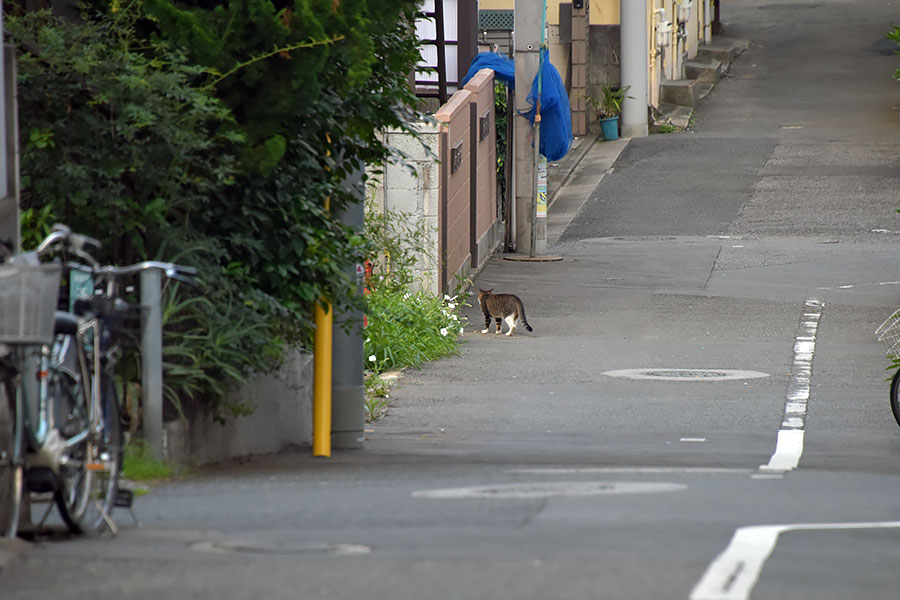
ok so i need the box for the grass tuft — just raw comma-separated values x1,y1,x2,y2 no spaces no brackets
122,439,173,482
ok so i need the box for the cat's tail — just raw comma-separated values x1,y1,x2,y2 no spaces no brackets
518,299,534,332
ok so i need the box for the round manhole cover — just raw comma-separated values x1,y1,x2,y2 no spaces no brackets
412,481,686,499
603,368,769,382
191,540,371,556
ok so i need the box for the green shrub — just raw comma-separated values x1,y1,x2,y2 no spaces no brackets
365,288,465,374
888,26,900,81
362,206,468,419
9,1,423,423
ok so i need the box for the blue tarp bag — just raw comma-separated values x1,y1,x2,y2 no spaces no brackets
460,52,516,89
523,49,572,161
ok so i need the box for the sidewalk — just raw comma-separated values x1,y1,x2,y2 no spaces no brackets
546,134,629,246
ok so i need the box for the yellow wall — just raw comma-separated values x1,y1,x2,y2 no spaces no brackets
590,0,619,25
481,0,622,26
478,0,511,9
547,0,560,25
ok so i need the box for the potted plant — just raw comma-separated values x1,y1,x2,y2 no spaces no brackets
585,84,632,141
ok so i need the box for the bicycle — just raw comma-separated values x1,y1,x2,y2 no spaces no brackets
875,309,900,429
0,225,195,537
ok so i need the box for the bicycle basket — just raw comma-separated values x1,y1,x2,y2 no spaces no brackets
875,308,900,357
0,263,62,345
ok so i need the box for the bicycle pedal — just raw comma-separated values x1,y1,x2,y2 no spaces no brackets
114,489,134,508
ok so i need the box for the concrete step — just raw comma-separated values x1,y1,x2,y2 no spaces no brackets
684,58,722,84
696,36,750,72
660,78,700,108
696,43,737,63
653,103,694,129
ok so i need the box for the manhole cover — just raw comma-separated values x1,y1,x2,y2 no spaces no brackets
191,540,371,556
412,481,686,499
603,368,769,382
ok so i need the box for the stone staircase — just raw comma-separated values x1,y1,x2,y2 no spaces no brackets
655,36,749,129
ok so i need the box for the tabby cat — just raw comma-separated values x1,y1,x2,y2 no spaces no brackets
477,288,533,336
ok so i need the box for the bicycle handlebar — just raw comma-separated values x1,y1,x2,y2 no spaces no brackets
95,261,199,285
36,224,101,262
32,224,197,285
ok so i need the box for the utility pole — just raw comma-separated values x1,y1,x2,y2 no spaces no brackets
331,168,365,450
620,0,649,139
513,1,544,256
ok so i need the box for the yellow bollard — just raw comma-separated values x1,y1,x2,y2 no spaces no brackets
313,299,332,457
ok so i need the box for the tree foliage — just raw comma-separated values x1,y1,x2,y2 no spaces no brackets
7,0,425,420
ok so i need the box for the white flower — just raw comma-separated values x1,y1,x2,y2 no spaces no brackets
365,338,371,344
368,355,377,362
444,294,452,301
448,302,456,310
403,293,411,300
440,328,448,336
459,327,464,335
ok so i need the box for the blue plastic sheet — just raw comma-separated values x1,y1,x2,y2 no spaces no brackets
522,48,572,161
460,52,516,89
460,49,572,161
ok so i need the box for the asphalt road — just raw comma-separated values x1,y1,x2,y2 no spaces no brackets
3,1,900,599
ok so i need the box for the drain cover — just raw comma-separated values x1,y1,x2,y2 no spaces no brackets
192,540,371,556
603,368,769,382
412,481,686,499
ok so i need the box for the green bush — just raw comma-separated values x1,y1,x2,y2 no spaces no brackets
361,206,468,419
365,288,465,374
888,26,900,81
9,0,424,422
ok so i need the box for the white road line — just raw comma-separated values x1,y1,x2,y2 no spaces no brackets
690,521,900,600
508,467,750,475
759,297,823,473
411,481,687,499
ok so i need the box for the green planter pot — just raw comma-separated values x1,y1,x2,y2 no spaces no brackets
599,116,619,141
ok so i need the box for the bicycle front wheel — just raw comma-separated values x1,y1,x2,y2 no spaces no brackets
890,368,900,430
0,374,22,538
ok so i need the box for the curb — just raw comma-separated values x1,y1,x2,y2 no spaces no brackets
548,132,601,209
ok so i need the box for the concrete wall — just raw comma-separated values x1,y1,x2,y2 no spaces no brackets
163,350,313,469
369,121,442,294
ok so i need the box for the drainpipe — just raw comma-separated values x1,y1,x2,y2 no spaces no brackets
704,0,712,43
